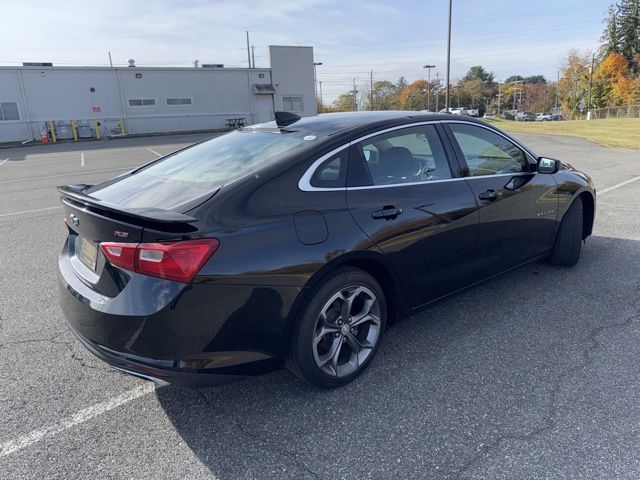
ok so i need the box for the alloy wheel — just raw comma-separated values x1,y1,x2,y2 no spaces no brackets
312,285,382,377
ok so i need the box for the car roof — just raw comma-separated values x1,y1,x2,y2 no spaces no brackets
249,111,489,136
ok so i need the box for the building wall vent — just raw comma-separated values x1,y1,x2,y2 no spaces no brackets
253,84,276,94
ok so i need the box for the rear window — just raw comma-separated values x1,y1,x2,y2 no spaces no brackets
89,129,318,210
138,129,310,184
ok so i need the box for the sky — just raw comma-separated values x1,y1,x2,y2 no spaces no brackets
1,0,609,102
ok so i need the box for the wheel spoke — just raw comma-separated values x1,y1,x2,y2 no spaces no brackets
343,287,367,318
313,324,340,347
317,336,342,370
351,312,380,328
327,338,343,376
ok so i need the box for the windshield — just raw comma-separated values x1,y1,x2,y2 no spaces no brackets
89,129,318,210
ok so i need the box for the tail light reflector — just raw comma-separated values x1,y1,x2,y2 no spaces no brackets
100,238,219,283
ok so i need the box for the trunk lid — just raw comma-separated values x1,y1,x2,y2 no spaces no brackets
59,184,199,297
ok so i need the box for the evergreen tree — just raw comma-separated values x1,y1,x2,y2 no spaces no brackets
600,4,621,58
617,0,640,70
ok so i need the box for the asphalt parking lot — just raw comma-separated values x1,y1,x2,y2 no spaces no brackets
0,130,638,479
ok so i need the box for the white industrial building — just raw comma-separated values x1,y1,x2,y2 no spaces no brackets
0,46,316,143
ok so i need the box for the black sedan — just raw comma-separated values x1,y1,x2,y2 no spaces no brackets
58,111,595,388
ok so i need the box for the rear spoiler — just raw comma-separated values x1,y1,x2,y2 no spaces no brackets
57,185,198,224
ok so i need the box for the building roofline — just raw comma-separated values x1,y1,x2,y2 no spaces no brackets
268,45,313,49
0,66,271,72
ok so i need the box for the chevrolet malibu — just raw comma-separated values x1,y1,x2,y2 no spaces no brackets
58,111,595,388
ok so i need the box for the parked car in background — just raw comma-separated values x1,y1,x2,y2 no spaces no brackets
466,108,480,117
483,113,496,119
57,111,595,389
450,108,467,115
551,113,565,121
535,113,553,121
501,110,516,120
516,112,536,122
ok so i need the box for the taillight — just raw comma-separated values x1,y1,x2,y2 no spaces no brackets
100,239,219,283
101,243,137,271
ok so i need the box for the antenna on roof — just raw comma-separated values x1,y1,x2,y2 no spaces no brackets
274,111,301,127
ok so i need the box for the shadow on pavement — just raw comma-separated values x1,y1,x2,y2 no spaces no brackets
156,236,639,479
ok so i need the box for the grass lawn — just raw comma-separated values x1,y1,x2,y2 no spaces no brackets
485,118,640,150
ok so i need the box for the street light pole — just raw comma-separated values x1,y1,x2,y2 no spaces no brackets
587,54,594,119
445,0,453,111
423,64,435,111
313,62,323,114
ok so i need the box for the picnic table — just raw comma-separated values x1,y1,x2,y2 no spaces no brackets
225,117,246,129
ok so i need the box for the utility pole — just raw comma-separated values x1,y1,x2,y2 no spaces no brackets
555,71,559,114
251,46,255,68
370,70,374,110
511,80,523,111
245,31,251,68
352,78,358,111
445,0,453,110
435,72,440,111
313,62,323,114
108,51,113,68
587,54,595,119
319,81,323,113
423,64,435,111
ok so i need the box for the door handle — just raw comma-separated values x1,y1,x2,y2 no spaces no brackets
371,206,403,220
478,189,501,202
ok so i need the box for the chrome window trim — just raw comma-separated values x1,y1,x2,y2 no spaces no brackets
347,172,533,190
297,144,351,192
297,120,537,192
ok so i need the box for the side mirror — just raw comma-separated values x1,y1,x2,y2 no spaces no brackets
537,157,560,174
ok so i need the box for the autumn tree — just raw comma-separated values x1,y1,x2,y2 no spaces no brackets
369,80,400,110
398,80,430,110
331,91,358,112
594,52,635,106
557,50,592,118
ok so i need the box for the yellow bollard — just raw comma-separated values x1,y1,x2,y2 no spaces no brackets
119,118,127,136
93,119,101,140
48,120,57,143
71,120,79,141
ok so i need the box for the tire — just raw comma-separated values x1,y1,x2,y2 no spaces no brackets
286,267,387,388
548,197,583,266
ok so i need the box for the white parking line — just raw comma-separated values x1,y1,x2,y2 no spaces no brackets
599,176,640,195
0,158,8,166
0,383,155,457
80,152,85,167
145,147,163,157
0,206,63,218
0,167,130,185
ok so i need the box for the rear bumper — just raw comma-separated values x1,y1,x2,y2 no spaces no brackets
58,239,301,387
68,323,244,387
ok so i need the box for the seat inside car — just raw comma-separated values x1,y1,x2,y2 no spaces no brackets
376,146,420,183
